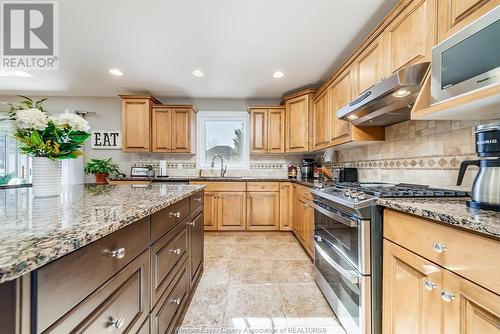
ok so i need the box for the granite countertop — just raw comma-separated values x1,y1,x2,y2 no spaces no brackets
0,183,205,283
108,176,318,187
378,197,500,238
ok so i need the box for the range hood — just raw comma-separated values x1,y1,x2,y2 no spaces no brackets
337,62,430,127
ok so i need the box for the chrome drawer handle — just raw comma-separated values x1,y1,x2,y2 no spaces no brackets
423,279,437,291
441,290,455,302
108,316,125,329
433,242,447,253
194,197,202,203
186,221,195,226
169,212,181,218
107,248,126,259
168,297,181,305
168,248,182,255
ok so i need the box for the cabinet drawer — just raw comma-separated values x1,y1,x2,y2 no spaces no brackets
295,184,313,200
190,191,204,212
247,182,279,192
384,209,500,293
190,181,246,192
151,197,190,243
150,262,190,334
43,251,150,334
35,218,150,332
151,222,188,307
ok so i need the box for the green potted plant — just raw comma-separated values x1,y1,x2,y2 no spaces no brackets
84,158,119,184
2,96,91,197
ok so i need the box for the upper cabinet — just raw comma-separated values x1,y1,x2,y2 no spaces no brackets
352,35,384,96
152,105,195,153
249,107,285,154
312,89,331,150
383,0,438,75
330,68,355,144
121,95,196,153
284,89,316,153
121,95,160,152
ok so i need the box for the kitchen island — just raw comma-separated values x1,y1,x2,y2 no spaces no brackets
0,183,205,334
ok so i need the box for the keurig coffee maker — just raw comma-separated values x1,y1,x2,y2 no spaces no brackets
457,121,500,211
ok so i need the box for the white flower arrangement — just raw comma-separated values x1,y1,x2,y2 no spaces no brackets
15,108,50,131
55,113,90,132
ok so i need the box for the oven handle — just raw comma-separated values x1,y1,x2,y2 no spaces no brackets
314,238,360,284
312,203,359,227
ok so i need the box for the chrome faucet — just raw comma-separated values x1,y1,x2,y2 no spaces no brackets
211,154,227,177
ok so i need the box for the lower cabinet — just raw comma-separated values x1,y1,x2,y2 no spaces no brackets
292,184,314,257
187,209,204,288
279,182,293,231
202,191,218,230
246,191,279,230
218,192,247,230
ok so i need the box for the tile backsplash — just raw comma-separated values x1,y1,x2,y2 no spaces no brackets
333,120,495,189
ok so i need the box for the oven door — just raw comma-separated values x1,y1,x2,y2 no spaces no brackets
313,200,370,274
314,237,371,334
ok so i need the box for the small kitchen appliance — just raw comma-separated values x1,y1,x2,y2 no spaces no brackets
457,121,500,211
310,182,467,334
332,167,358,183
300,158,316,178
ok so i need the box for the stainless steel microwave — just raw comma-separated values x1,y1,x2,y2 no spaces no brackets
431,6,500,104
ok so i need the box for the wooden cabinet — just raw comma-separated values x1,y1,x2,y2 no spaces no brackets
330,68,354,144
292,184,314,257
284,89,316,152
202,191,218,231
383,239,443,334
187,210,204,288
249,107,285,154
152,105,195,153
279,182,293,231
383,0,437,75
352,35,384,96
383,208,500,334
312,89,331,150
246,191,279,231
442,270,500,334
121,95,159,152
218,192,247,230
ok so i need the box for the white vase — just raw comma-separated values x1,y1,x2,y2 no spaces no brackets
32,157,62,197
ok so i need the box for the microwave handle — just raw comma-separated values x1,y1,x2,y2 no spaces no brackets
314,240,360,284
312,203,358,228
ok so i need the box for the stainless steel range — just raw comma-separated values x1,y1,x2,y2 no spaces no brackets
309,183,467,334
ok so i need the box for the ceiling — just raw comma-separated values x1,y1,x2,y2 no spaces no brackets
0,0,399,99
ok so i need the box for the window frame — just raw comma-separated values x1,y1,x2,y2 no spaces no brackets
196,111,250,169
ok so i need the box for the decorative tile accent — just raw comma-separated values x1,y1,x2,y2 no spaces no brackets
250,163,286,169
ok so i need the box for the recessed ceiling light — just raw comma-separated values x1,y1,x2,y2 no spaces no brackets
108,68,123,76
192,69,205,77
0,71,33,77
273,71,284,79
392,89,411,98
347,115,359,120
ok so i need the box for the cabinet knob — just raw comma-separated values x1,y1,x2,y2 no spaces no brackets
440,290,455,302
168,297,182,305
106,248,126,259
423,279,437,291
169,212,181,218
186,221,196,226
168,248,182,255
194,197,202,203
108,316,125,329
432,242,447,253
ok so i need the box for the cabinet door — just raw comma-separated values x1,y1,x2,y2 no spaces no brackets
305,200,314,256
189,211,204,286
353,35,384,96
295,196,308,243
330,69,354,142
383,0,437,75
285,96,310,152
152,106,172,152
171,108,192,153
279,183,293,231
203,192,218,231
250,108,267,153
122,98,151,152
442,270,500,334
437,0,491,42
383,239,443,334
313,91,330,150
246,191,279,231
267,108,285,153
217,192,246,231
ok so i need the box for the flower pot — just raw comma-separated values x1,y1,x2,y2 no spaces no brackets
94,173,109,184
32,157,61,197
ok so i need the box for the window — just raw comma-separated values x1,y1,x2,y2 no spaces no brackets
0,132,31,185
197,111,249,169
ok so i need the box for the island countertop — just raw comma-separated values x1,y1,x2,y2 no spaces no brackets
0,183,205,283
378,197,500,238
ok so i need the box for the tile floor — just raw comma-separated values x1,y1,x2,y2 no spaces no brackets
180,231,346,334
